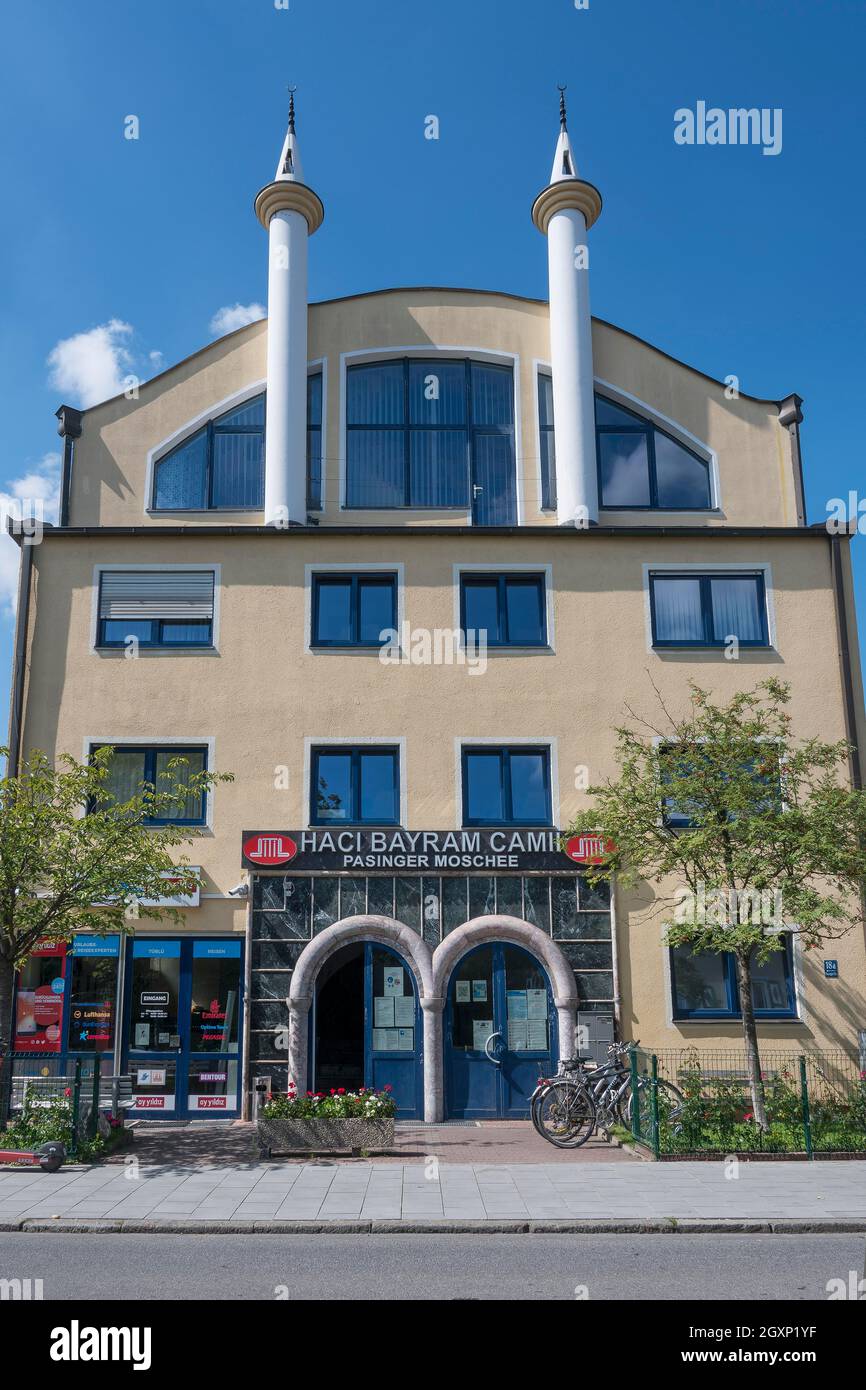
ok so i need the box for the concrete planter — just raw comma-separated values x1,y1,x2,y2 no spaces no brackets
257,1115,395,1157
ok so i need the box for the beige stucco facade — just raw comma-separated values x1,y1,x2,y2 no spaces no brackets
9,287,866,1118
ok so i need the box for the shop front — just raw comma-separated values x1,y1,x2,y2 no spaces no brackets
245,828,617,1121
11,936,244,1121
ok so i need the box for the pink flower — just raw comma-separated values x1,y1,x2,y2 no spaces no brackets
384,1084,393,1093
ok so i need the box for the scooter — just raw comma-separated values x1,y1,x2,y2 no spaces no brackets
0,1141,66,1172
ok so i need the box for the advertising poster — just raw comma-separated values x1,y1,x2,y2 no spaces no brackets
13,941,67,1053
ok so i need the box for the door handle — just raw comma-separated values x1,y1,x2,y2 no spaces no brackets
472,484,483,497
484,1031,503,1067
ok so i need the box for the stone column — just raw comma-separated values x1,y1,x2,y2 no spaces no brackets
421,996,445,1122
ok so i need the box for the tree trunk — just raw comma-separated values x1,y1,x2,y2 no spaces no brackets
735,950,768,1131
0,954,14,1132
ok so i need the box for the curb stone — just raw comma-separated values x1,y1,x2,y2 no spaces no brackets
2,1217,865,1235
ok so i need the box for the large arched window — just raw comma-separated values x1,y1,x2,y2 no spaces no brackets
346,357,516,524
152,375,324,512
153,394,266,511
537,377,713,512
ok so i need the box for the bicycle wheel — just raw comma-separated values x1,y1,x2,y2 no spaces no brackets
535,1079,597,1148
625,1079,685,1130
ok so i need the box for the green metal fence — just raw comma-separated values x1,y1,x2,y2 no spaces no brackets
629,1048,866,1158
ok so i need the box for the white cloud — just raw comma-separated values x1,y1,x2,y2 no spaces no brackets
209,302,266,337
46,319,134,408
0,453,61,616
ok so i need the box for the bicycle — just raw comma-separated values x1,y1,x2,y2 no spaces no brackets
530,1042,685,1148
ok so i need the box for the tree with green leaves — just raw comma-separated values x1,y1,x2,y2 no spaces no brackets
0,747,232,1122
566,678,866,1130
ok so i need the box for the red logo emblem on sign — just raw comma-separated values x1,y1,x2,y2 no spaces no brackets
243,834,298,867
564,834,615,865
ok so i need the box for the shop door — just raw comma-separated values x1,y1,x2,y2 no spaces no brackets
123,940,243,1119
445,943,555,1119
312,942,422,1118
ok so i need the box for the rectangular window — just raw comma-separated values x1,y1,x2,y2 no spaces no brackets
92,746,207,825
311,746,400,826
538,373,556,510
462,746,552,826
67,939,120,1053
97,571,215,649
670,939,796,1019
346,358,514,512
307,372,324,510
311,573,397,647
649,572,768,648
659,744,782,829
460,573,547,647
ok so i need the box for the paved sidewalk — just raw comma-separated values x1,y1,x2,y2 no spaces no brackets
1,1159,864,1228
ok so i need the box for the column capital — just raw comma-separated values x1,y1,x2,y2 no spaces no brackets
531,179,602,235
255,180,325,234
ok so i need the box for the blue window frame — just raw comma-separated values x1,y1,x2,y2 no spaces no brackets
153,394,265,511
538,374,556,511
460,573,547,647
670,938,797,1019
91,745,207,826
345,358,515,510
649,571,768,648
462,746,552,827
596,395,712,510
311,573,397,647
660,744,782,829
98,619,213,648
307,372,324,510
311,746,400,826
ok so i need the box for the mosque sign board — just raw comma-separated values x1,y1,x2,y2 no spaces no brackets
242,830,615,873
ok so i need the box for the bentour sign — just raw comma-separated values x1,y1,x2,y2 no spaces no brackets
241,829,614,873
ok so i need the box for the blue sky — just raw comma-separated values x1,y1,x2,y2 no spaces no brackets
1,0,864,735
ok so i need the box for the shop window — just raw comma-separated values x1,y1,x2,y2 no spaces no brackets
461,746,552,827
311,746,400,826
91,745,207,826
670,938,797,1019
67,938,120,1052
129,942,182,1051
13,942,67,1053
97,570,215,649
460,573,547,647
649,571,769,648
311,573,397,647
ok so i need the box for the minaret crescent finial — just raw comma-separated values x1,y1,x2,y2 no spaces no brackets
288,86,297,135
558,84,568,132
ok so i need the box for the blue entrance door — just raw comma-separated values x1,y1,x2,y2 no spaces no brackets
445,943,555,1119
313,942,422,1119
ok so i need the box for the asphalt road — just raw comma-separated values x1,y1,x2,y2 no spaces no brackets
1,1233,864,1301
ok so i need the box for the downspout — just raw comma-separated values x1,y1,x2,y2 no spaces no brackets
5,522,33,778
241,884,253,1119
55,405,83,528
778,394,806,526
828,533,866,964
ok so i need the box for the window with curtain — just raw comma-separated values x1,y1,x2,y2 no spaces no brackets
311,746,400,825
91,746,207,825
596,395,712,509
345,358,515,511
670,939,796,1019
649,572,768,647
537,379,712,513
659,742,782,829
461,746,552,826
153,395,265,510
307,372,323,510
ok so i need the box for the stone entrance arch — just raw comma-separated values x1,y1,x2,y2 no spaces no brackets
429,915,578,1122
287,915,435,1113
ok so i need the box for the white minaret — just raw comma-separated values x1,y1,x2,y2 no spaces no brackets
255,90,324,525
531,89,602,526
